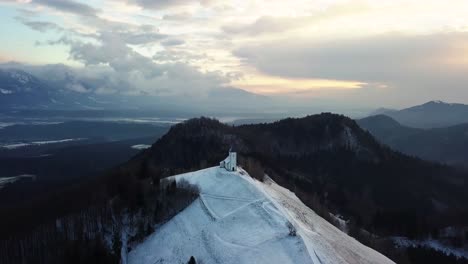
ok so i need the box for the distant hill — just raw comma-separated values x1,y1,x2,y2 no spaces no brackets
369,107,397,116
358,115,468,167
356,115,422,143
377,101,468,128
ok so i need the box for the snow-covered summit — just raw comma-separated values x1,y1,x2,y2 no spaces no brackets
9,69,33,85
128,167,394,264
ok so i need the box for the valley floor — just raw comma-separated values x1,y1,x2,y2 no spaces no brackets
128,167,394,264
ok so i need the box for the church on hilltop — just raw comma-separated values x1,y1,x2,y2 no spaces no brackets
220,147,237,171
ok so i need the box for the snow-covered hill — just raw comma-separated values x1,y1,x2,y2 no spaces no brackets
128,167,394,264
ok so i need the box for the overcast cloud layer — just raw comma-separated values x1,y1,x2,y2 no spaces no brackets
1,0,468,109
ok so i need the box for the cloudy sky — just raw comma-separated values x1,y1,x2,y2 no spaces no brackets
1,0,468,109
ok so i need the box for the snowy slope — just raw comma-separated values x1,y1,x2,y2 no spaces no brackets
128,167,394,264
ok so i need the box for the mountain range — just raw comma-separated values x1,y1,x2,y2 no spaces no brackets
376,101,468,128
0,67,268,113
0,68,116,110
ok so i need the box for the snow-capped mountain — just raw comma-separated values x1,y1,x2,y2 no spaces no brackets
0,69,52,109
0,66,271,113
0,68,111,110
129,167,394,264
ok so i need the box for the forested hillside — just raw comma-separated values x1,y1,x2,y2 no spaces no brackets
2,114,468,263
358,114,468,167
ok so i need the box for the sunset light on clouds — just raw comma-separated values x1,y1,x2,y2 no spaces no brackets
1,0,468,107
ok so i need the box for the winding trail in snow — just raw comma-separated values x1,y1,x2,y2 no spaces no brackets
199,194,220,220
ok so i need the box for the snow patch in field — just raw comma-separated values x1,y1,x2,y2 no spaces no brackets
0,88,13,94
0,121,64,129
80,117,182,125
128,167,394,264
0,174,36,189
393,237,468,259
0,122,16,129
0,138,85,149
131,144,151,150
10,71,31,84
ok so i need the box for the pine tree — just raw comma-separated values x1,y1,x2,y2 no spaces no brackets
112,229,121,260
188,256,196,264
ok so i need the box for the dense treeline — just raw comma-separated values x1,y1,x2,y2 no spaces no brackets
0,158,199,264
406,246,468,264
357,114,468,167
255,149,468,239
0,205,116,264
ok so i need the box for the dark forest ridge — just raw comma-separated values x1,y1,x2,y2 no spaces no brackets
358,114,468,167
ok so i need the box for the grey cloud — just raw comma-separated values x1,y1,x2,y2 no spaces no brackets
16,8,39,17
124,0,196,9
223,1,371,36
234,32,468,105
162,12,192,20
161,38,185,46
234,33,468,81
21,20,62,32
122,0,217,9
68,37,163,78
0,61,272,112
3,0,235,100
77,16,167,45
153,50,207,63
47,32,228,97
3,58,228,98
223,16,303,36
66,83,89,93
19,3,166,45
139,24,157,32
120,32,167,45
33,0,99,16
0,62,131,95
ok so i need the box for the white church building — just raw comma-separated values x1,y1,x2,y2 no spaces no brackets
220,148,237,171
